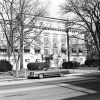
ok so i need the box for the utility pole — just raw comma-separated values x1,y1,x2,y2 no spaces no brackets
66,29,70,62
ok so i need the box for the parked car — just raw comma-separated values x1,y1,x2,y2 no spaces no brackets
27,67,70,79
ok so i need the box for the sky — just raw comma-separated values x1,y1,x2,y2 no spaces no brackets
41,0,65,18
40,0,75,20
48,0,65,18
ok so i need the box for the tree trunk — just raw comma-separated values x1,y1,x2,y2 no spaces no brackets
15,60,19,78
98,51,100,70
20,23,23,70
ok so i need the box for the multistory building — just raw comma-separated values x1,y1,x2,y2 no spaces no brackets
0,17,86,69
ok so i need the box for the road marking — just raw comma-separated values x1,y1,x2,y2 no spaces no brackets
72,78,100,85
0,83,97,94
57,84,97,94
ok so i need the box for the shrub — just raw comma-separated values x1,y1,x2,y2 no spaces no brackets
27,62,50,70
85,59,100,67
62,61,80,69
0,60,13,72
79,64,86,67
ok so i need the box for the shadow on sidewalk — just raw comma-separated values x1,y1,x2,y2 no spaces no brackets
60,93,100,100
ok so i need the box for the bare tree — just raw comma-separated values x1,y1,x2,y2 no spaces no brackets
15,0,48,70
61,0,100,61
0,0,48,77
85,31,99,59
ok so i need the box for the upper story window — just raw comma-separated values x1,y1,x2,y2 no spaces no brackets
44,48,49,55
61,34,66,44
71,44,85,56
0,32,6,41
61,44,67,53
53,48,58,54
44,34,49,47
53,35,58,47
70,38,79,44
44,36,49,43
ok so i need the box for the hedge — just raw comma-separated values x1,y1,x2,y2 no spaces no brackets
0,60,13,72
27,62,50,70
85,59,100,67
62,61,80,69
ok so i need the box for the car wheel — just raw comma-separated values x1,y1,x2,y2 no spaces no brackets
38,74,44,79
27,76,30,79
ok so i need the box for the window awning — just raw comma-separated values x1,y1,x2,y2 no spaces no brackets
34,46,41,53
14,49,18,52
0,48,7,52
61,47,67,53
24,49,30,53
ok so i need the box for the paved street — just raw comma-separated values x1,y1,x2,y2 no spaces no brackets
64,78,100,100
0,74,100,100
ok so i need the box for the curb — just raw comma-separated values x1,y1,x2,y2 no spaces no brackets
0,75,84,86
0,70,100,86
0,78,27,82
0,71,99,82
0,73,84,82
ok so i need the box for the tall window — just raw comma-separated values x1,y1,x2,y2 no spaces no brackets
53,38,58,47
61,35,67,53
44,48,49,55
61,34,66,44
71,45,77,55
71,38,79,44
44,34,49,47
53,48,58,54
53,34,58,54
53,34,58,47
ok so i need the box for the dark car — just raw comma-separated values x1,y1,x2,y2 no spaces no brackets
27,67,70,79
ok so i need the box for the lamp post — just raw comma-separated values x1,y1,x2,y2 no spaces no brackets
66,29,70,62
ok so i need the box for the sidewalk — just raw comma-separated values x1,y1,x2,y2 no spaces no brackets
67,69,100,78
0,69,100,86
0,75,84,86
68,69,100,74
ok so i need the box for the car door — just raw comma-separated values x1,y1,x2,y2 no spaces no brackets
59,69,69,75
43,68,54,77
51,68,60,76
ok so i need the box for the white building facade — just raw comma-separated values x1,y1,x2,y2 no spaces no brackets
0,17,86,69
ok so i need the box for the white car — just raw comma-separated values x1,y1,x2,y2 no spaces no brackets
27,67,70,79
